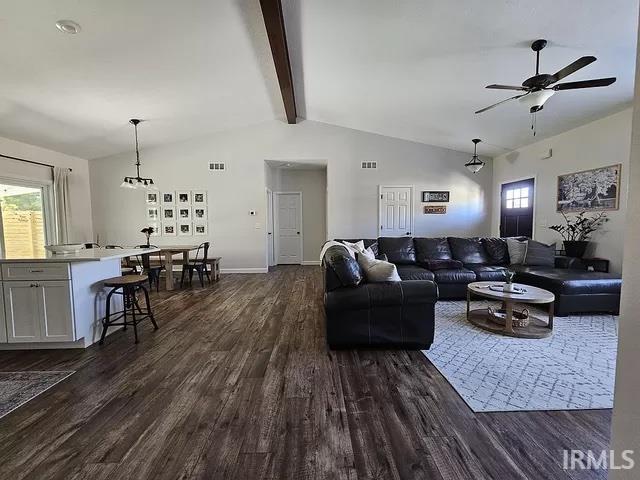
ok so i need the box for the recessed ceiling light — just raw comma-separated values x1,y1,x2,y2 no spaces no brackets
55,20,81,34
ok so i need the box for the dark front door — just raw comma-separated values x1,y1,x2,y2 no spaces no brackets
500,178,534,238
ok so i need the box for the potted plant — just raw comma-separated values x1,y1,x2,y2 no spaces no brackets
548,211,608,258
141,226,155,247
503,269,517,293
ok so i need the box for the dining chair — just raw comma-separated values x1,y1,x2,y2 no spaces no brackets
135,245,165,292
105,245,139,274
180,242,211,288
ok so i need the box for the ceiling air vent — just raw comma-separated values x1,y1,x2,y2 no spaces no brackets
361,161,377,169
208,162,226,171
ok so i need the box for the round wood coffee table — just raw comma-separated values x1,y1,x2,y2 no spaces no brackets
467,281,555,338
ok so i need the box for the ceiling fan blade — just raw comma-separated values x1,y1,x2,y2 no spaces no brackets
551,56,596,82
552,77,617,90
475,93,528,114
486,84,528,91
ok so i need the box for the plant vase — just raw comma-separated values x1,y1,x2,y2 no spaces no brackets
503,282,517,293
563,240,589,258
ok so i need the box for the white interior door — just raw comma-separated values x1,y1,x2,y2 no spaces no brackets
267,190,275,267
276,192,302,264
379,186,413,237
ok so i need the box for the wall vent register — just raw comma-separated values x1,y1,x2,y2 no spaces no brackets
361,161,377,169
208,162,226,171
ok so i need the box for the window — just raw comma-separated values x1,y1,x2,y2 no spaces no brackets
505,187,530,209
0,180,54,258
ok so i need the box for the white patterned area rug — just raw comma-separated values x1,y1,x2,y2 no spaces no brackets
422,301,618,413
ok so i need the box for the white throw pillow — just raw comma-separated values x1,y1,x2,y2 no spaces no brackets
357,253,401,282
506,238,528,265
341,240,365,258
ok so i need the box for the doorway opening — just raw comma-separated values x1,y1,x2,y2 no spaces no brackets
265,161,327,266
500,178,535,238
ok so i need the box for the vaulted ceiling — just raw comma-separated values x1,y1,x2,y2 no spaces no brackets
0,0,637,159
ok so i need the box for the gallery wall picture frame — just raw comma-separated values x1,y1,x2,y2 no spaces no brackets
424,205,447,214
162,192,175,205
163,223,177,236
194,223,208,236
162,207,176,221
178,207,192,220
193,206,207,220
178,223,192,236
146,192,159,205
148,222,160,236
556,163,622,212
177,191,191,205
193,190,207,205
146,207,159,221
422,191,450,203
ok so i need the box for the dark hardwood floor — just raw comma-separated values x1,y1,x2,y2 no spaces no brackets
0,266,611,479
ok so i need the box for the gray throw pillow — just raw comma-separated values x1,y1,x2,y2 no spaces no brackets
506,238,528,265
525,240,556,267
357,253,401,282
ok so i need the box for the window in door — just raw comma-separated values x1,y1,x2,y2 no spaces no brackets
0,182,51,258
505,186,530,209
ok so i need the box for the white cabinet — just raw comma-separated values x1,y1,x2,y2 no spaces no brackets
3,280,75,343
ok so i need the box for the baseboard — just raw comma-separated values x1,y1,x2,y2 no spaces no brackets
220,267,268,274
302,261,321,266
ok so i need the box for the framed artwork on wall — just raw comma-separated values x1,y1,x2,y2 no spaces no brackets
147,222,160,236
424,205,447,214
178,207,191,220
146,192,159,205
193,190,207,205
178,223,192,236
177,191,191,205
163,223,177,236
162,207,176,221
193,207,207,220
146,207,159,221
422,191,450,202
194,223,208,235
557,164,621,212
162,192,175,205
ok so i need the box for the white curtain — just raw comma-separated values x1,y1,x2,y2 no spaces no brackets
53,167,72,244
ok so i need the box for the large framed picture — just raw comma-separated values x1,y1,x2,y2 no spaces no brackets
422,191,450,202
557,164,621,212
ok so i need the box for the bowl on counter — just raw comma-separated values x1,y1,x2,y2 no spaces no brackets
45,244,85,255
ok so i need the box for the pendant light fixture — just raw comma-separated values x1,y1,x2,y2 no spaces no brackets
120,119,155,189
465,138,485,174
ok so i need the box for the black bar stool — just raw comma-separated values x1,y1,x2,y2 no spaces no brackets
99,275,158,344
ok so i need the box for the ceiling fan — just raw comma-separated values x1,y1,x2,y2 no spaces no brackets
475,39,616,115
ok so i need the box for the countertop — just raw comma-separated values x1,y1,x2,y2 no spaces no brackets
0,248,160,263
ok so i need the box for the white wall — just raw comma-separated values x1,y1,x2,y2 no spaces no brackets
89,120,493,270
492,109,632,273
268,166,327,263
0,136,93,243
610,15,640,478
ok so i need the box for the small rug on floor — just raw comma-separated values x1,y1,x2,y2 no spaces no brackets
0,371,75,419
423,301,618,412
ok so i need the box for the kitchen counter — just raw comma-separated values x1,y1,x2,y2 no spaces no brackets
0,248,159,350
0,247,160,263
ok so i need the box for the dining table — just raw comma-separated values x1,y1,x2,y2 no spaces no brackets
157,245,200,291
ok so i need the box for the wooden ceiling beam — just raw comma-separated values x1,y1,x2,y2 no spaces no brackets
259,0,297,124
